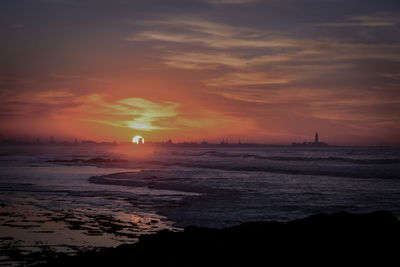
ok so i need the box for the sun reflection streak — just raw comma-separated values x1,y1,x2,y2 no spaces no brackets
110,142,155,158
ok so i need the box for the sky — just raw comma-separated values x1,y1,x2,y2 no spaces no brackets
1,0,400,145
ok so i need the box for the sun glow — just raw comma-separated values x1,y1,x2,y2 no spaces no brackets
132,135,145,144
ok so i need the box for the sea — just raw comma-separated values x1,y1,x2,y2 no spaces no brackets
1,143,400,265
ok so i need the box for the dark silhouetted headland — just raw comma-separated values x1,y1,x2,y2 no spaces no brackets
38,211,399,266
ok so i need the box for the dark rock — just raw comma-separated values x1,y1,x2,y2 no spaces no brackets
37,211,400,266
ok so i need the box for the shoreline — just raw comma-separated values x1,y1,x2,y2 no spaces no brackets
38,211,400,266
2,141,399,148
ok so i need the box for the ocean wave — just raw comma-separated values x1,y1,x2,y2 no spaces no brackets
177,162,399,179
172,151,400,165
48,157,128,164
258,156,400,165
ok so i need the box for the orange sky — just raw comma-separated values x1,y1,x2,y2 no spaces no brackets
1,0,400,145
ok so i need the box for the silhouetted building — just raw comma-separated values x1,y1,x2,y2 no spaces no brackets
292,132,327,147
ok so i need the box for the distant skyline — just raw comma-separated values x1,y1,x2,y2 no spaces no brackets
1,0,400,146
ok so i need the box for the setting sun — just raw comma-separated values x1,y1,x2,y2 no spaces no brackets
1,1,400,265
132,135,145,144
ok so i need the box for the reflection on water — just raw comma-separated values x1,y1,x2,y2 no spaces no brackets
0,144,400,265
0,161,184,266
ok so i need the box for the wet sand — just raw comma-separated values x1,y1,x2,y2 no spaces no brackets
0,201,178,266
37,211,400,266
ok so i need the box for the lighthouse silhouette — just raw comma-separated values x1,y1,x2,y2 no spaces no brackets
315,132,319,144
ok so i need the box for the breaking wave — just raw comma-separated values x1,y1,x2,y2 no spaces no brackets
172,151,400,165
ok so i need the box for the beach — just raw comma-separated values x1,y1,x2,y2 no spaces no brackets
39,211,400,266
1,143,400,265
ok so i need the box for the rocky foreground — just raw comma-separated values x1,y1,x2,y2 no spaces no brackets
39,211,399,266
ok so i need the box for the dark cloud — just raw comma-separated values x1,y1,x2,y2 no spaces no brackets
1,0,399,144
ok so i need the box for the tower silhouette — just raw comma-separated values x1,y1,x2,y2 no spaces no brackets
315,132,319,144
